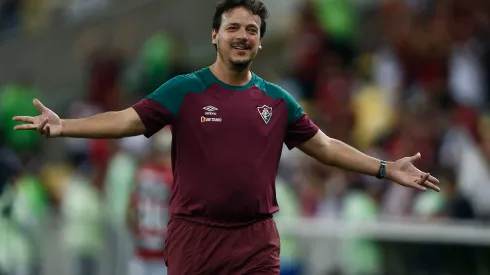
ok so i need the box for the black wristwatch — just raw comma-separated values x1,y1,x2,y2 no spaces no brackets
376,160,387,179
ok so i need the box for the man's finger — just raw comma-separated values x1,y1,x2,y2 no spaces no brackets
428,175,440,184
422,181,440,192
33,98,46,112
12,116,34,123
417,173,430,185
43,124,50,138
410,152,422,163
42,124,49,137
14,124,38,131
37,118,48,132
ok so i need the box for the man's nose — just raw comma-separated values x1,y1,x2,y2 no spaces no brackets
236,27,247,38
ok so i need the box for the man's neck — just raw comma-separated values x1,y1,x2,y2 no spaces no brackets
210,60,252,86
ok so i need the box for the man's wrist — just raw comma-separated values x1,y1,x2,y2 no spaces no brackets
375,160,394,179
375,160,387,179
59,119,65,137
384,161,394,180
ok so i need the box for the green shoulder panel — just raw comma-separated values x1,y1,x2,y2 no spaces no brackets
254,76,304,123
146,70,208,115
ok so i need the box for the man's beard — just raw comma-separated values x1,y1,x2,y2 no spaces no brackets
217,44,254,71
229,58,252,71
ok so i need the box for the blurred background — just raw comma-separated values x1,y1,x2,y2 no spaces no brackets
0,0,490,274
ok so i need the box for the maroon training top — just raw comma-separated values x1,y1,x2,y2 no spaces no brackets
132,67,319,226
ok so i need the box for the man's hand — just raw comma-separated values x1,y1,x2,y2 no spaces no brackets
387,153,440,192
12,99,63,138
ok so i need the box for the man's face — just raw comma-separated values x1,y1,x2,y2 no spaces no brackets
212,7,262,70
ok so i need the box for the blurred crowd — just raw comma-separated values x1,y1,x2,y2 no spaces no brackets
1,0,490,274
281,0,490,221
0,0,110,38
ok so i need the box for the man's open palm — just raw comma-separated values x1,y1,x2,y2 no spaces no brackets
388,153,440,192
12,99,62,138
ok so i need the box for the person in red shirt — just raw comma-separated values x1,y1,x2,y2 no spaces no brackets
127,130,172,275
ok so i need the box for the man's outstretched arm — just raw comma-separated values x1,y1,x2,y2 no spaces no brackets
13,75,189,139
297,130,440,192
60,108,145,138
13,99,146,139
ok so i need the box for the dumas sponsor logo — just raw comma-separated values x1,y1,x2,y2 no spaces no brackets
201,116,222,123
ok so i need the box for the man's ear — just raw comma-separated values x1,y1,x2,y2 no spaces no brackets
212,29,218,46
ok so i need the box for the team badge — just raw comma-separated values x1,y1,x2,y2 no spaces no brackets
257,105,272,124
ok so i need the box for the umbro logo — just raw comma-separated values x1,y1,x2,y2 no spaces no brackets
203,106,218,112
203,105,218,116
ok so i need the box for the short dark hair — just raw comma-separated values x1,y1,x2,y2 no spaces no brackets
213,0,269,38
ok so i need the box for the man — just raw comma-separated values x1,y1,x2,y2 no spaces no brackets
13,0,440,274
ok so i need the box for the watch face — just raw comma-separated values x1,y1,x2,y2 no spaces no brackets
377,161,386,179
